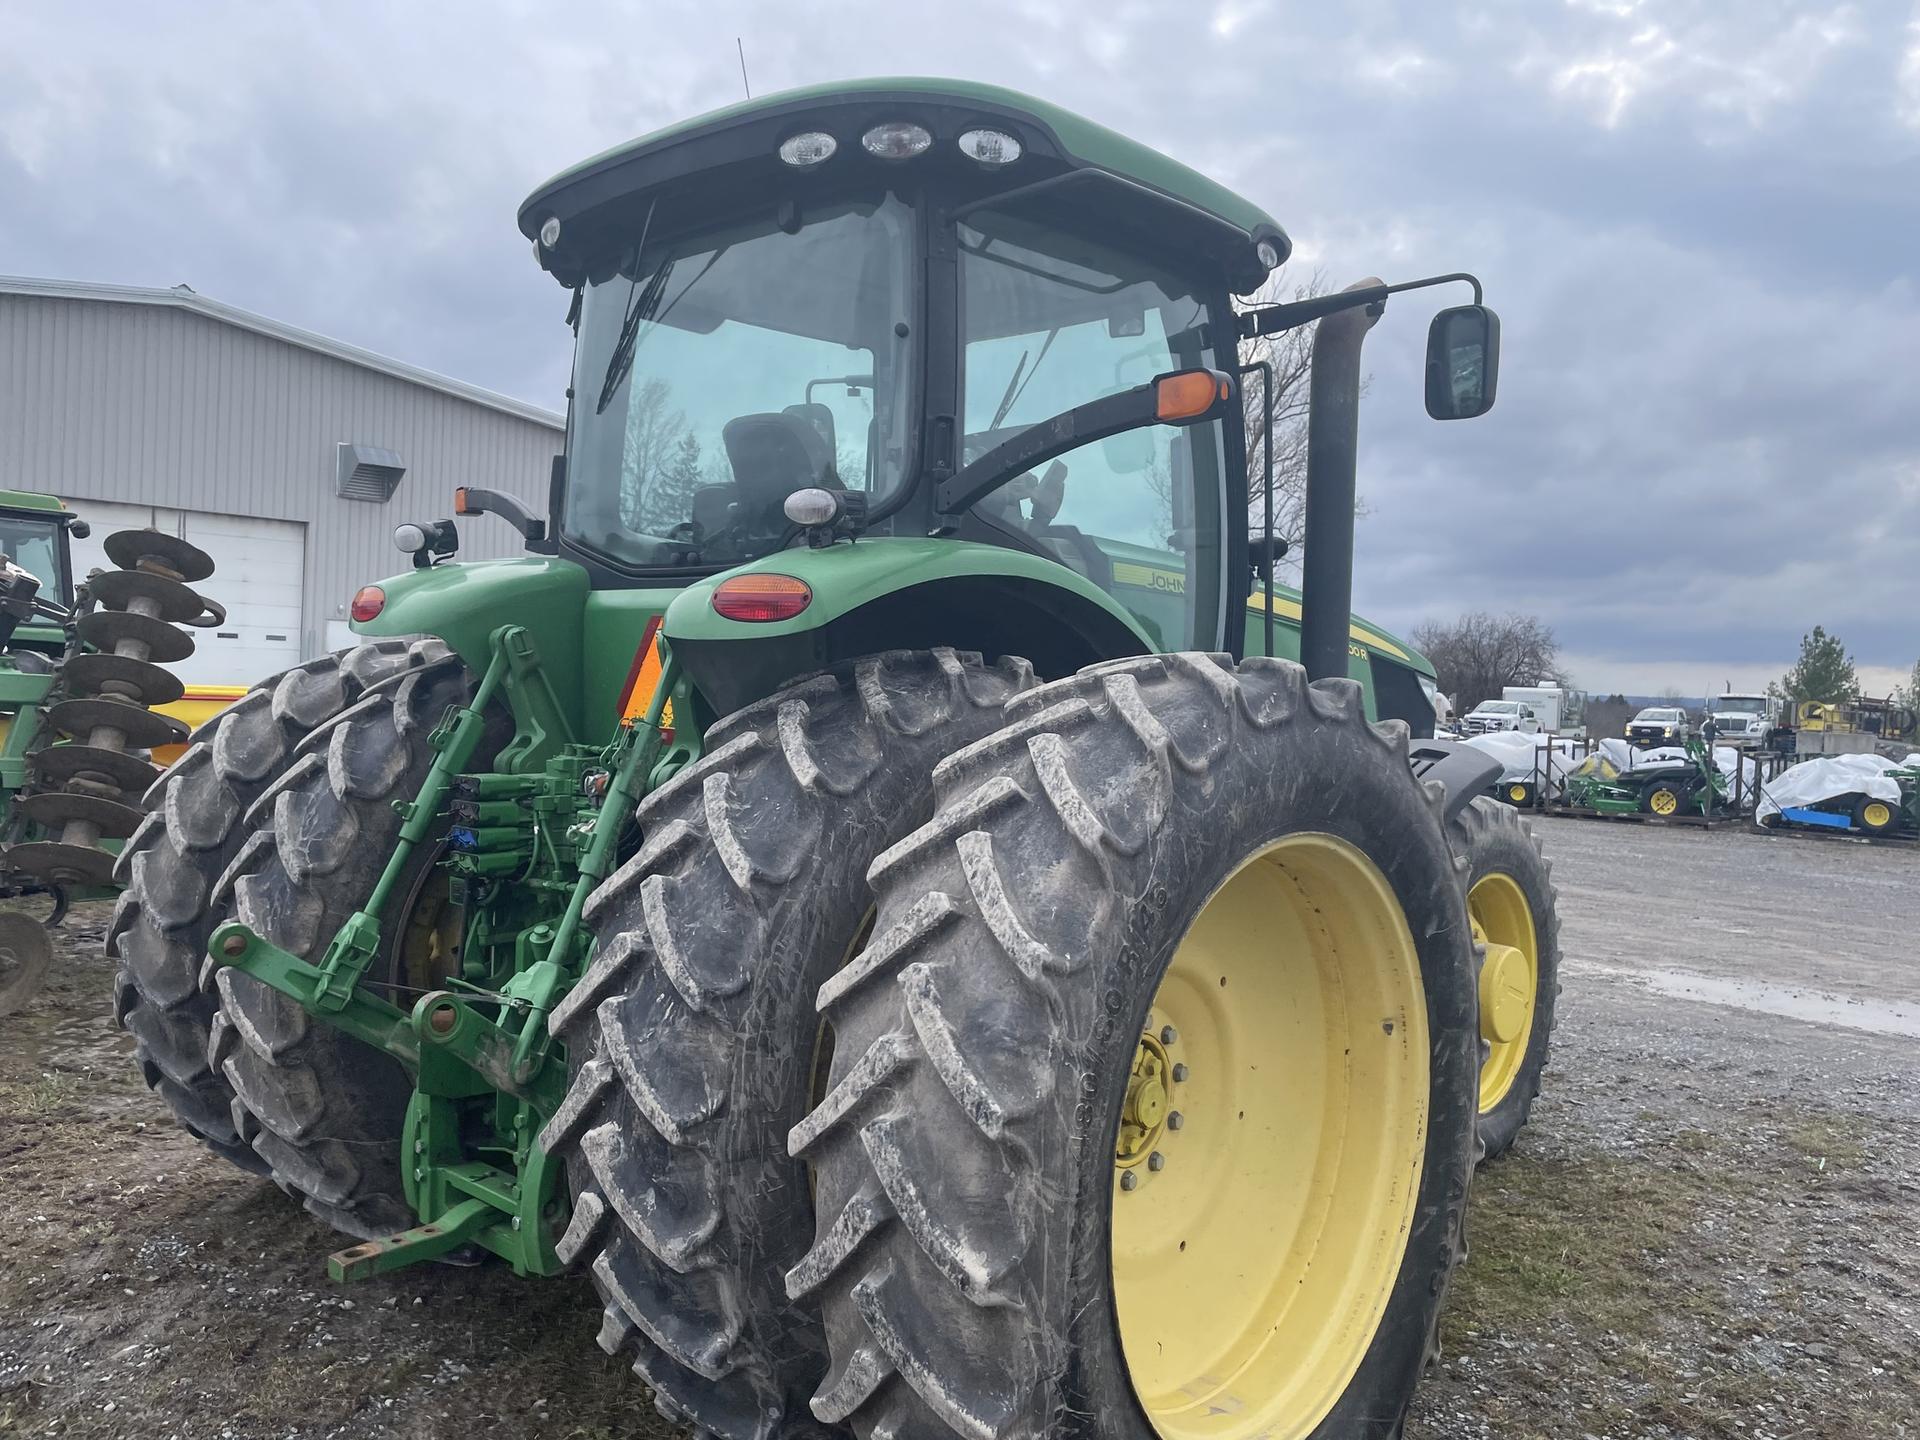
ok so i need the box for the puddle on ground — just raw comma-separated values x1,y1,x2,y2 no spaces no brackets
1570,960,1920,1038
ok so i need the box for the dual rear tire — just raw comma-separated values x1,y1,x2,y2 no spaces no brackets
118,645,1533,1440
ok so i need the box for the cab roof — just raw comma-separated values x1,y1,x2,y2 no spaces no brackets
0,489,70,515
519,78,1290,295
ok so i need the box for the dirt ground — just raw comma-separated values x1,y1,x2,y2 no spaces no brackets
2,815,1915,1439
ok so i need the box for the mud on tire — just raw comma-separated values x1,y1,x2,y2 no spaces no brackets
541,648,1035,1440
791,654,1481,1440
208,651,492,1237
1453,795,1562,1161
108,641,440,1170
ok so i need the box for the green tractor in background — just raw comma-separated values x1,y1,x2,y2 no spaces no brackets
116,81,1561,1440
0,490,219,1011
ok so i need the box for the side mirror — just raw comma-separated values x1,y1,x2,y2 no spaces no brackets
66,518,91,539
1425,305,1500,420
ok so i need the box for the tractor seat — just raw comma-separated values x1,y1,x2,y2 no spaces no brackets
721,410,835,532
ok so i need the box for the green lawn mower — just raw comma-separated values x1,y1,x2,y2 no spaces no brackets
1562,735,1732,819
117,79,1560,1440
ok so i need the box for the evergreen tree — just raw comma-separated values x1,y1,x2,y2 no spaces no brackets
1777,625,1860,705
655,431,705,528
1895,658,1920,713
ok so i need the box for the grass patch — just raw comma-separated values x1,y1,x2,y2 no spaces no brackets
1781,1112,1868,1168
1450,1147,1722,1337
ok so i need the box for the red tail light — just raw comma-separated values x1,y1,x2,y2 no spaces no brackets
350,585,386,622
711,574,812,623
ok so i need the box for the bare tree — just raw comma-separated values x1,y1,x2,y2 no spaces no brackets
1235,270,1364,573
1409,611,1568,713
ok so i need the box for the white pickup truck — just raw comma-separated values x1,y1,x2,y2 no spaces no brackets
1462,698,1540,735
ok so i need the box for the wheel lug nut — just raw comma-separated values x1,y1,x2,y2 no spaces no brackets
1172,1063,1189,1082
1160,1025,1178,1045
1148,1152,1165,1172
1167,1111,1185,1131
1120,1170,1139,1191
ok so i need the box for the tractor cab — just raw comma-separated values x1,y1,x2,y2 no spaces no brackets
0,489,84,657
489,80,1492,725
519,81,1281,673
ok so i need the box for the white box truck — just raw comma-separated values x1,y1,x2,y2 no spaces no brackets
1500,685,1588,738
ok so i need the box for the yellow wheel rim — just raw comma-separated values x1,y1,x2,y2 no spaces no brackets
1111,834,1428,1440
1469,873,1538,1112
1649,787,1679,816
1863,801,1893,830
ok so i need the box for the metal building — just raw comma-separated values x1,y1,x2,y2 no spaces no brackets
0,275,563,685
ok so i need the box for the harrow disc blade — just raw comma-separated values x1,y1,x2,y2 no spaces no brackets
5,841,118,888
14,790,147,841
86,568,216,626
0,911,55,1017
46,696,188,751
31,744,161,798
102,528,216,583
59,652,185,709
76,609,194,664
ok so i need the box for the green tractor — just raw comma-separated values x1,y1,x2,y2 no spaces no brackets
118,80,1561,1439
0,490,218,1012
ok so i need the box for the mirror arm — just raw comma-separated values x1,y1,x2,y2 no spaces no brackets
935,384,1162,515
1239,271,1483,339
455,486,548,550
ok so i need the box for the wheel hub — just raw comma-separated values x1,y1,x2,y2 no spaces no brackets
1468,872,1540,1113
1116,1029,1177,1170
1476,930,1530,1044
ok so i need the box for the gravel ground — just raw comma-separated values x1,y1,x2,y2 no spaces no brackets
2,814,1915,1438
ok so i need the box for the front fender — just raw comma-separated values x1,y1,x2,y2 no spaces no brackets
351,556,592,729
662,538,1155,716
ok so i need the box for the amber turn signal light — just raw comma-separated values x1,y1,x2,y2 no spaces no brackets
1155,369,1231,423
711,573,812,623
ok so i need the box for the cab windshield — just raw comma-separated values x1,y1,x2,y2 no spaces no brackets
1715,697,1766,715
0,514,66,601
565,193,915,570
958,208,1228,651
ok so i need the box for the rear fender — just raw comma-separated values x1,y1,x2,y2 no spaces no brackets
662,538,1155,717
350,556,592,730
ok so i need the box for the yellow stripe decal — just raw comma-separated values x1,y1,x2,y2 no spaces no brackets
1111,561,1187,596
1246,593,1409,661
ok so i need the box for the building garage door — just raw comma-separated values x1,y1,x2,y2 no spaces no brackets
69,500,305,687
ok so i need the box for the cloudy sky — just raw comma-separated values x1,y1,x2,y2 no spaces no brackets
5,1,1916,697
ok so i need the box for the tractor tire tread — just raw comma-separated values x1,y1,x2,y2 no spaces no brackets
794,655,1474,1440
1452,796,1563,1162
108,640,439,1171
550,647,1034,1440
209,649,472,1237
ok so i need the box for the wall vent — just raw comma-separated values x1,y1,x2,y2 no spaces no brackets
336,443,406,502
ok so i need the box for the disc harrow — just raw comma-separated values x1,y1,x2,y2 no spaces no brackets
5,527,221,892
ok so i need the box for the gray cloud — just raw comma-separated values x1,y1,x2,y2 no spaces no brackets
4,0,1915,694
